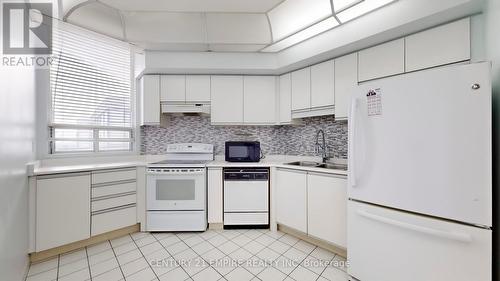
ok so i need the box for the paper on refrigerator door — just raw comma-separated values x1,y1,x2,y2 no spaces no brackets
367,88,382,116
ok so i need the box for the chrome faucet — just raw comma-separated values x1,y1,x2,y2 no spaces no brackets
315,129,328,163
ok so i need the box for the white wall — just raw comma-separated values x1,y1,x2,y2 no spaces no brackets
0,66,38,280
0,11,40,280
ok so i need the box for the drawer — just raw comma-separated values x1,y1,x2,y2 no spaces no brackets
92,181,136,199
92,168,136,184
92,194,136,212
224,212,269,225
91,206,136,236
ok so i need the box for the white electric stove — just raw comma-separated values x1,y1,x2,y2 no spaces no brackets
146,143,213,232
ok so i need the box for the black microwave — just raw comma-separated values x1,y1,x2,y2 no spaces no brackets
225,141,261,162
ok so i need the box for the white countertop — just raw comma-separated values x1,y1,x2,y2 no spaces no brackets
30,155,347,176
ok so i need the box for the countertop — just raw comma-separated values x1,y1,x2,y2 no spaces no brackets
207,159,348,176
29,155,347,176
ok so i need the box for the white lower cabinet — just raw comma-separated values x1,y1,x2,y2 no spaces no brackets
92,206,137,236
276,169,307,233
276,168,347,248
208,167,223,224
36,173,91,252
307,173,347,247
33,168,138,252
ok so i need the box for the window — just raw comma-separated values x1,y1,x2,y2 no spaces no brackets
49,22,133,154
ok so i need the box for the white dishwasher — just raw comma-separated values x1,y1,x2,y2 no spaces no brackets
223,168,269,228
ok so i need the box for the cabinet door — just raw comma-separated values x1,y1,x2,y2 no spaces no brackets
291,67,311,111
311,60,335,108
405,18,470,72
334,53,358,120
161,75,185,102
358,39,405,82
243,76,276,124
210,76,244,124
186,75,211,103
140,75,160,125
307,173,347,247
279,73,292,124
36,173,91,251
208,168,223,224
276,169,307,233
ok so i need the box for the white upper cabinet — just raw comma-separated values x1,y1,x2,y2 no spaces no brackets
307,173,347,248
405,18,470,72
161,75,186,102
186,75,211,103
279,73,292,124
243,76,277,124
334,53,358,120
210,75,244,124
291,67,311,111
311,60,335,109
358,39,405,82
140,75,160,126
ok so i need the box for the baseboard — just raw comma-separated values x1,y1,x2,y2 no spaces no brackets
29,224,140,263
208,223,223,230
278,224,347,258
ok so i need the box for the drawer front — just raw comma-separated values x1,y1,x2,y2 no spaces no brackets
92,169,136,184
92,194,136,212
348,201,491,281
91,206,137,236
224,212,269,225
92,181,136,199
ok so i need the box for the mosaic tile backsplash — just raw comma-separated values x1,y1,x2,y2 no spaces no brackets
140,115,348,159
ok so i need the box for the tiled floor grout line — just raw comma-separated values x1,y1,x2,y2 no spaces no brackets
108,239,127,281
151,233,193,280
27,230,345,281
55,255,60,281
85,247,93,281
131,234,161,281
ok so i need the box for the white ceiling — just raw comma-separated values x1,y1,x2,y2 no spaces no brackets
99,0,284,13
60,0,400,53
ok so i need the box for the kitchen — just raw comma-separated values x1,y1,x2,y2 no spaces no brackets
0,0,498,281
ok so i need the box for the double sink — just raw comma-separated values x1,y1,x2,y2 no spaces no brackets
285,161,348,171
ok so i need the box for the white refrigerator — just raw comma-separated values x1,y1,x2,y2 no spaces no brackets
347,62,492,281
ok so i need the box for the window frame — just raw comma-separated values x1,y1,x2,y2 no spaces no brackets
46,22,137,158
48,125,135,155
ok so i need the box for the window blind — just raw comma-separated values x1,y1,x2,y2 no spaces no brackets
49,22,133,153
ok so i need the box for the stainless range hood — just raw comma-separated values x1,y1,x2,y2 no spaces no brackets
161,103,211,115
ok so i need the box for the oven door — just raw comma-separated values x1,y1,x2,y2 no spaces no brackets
147,168,206,211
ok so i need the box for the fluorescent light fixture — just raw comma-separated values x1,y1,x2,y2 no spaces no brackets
261,17,339,52
332,0,362,12
336,0,397,23
267,0,332,42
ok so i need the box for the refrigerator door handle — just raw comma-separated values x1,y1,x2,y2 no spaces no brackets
348,98,358,186
357,210,472,243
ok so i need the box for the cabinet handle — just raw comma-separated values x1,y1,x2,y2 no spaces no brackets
357,210,472,243
92,203,136,216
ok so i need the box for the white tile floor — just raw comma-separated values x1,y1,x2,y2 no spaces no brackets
26,229,349,281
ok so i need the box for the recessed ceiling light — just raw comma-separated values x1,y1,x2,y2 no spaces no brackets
261,17,339,52
332,0,363,12
267,0,332,41
336,0,397,23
